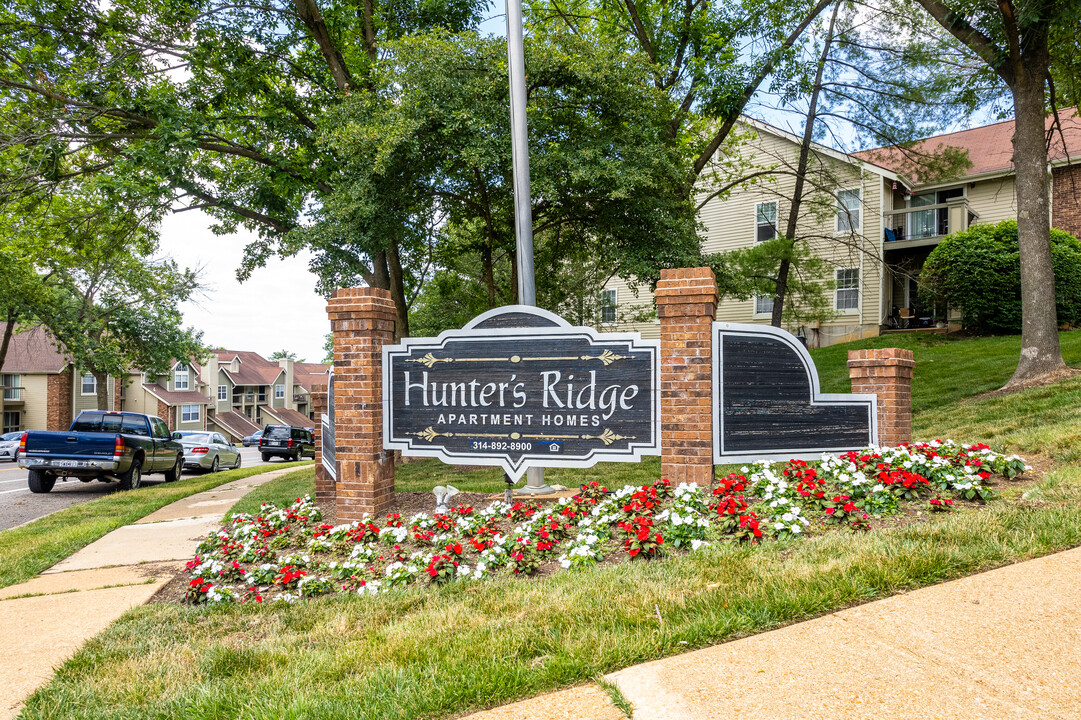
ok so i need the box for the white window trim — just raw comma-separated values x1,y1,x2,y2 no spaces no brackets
174,362,190,391
755,201,778,244
835,188,862,235
218,385,228,401
275,384,285,399
81,374,97,396
600,288,617,323
180,404,201,422
752,295,775,318
834,267,861,313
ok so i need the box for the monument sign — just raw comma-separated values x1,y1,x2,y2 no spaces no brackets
384,306,660,480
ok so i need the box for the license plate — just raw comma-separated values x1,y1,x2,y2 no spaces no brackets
59,460,79,467
270,441,281,446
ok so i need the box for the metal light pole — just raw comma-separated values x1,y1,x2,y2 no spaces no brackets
505,0,552,494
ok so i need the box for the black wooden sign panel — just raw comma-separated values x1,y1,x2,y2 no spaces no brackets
384,306,660,480
712,323,876,462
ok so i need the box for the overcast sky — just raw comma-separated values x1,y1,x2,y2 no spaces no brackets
159,209,330,365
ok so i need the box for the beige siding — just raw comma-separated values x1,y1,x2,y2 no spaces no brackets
603,123,889,345
73,373,100,413
21,374,49,431
966,176,1017,226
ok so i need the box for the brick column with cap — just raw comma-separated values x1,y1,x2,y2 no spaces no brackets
656,267,718,485
847,348,915,447
327,288,397,520
310,383,335,511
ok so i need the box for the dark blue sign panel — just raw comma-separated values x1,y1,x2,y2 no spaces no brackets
384,306,660,480
712,323,877,462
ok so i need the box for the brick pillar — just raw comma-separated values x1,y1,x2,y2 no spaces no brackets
113,375,123,411
847,348,915,447
46,367,74,431
656,267,718,485
327,288,396,520
157,399,175,431
310,383,335,511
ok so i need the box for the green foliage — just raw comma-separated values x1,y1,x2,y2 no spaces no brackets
921,220,1081,334
305,30,700,328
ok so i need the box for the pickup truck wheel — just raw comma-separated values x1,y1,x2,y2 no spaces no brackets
119,458,143,491
28,469,55,494
164,455,182,482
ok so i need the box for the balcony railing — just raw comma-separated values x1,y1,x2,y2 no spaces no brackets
2,387,22,401
883,198,978,245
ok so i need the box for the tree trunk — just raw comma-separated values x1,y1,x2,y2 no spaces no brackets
1007,49,1065,384
0,311,16,377
771,2,838,328
386,240,410,339
94,370,110,411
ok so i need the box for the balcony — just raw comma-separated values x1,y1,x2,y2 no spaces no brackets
883,197,979,250
1,386,23,404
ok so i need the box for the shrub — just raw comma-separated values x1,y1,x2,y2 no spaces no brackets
921,220,1081,333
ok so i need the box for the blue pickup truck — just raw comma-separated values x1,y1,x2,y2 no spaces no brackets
19,411,184,493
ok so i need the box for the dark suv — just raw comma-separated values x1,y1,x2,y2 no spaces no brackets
258,425,315,462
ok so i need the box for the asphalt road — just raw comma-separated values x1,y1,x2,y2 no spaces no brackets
0,446,287,531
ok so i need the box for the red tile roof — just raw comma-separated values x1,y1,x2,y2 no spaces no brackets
142,384,210,406
262,406,315,428
853,108,1081,185
0,325,70,374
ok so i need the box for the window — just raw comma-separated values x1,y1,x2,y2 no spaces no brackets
600,289,617,323
756,202,778,243
275,384,285,399
218,385,228,401
181,404,200,422
81,374,96,395
150,417,170,439
836,268,860,311
754,295,774,316
836,189,861,233
1,374,19,401
122,415,150,436
174,364,189,390
3,411,20,433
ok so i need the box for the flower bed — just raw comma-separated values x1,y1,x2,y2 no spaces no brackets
182,441,1027,605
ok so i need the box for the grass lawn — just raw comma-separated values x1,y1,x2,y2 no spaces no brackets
0,462,310,590
18,330,1081,719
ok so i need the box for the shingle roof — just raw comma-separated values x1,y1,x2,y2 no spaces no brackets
262,406,315,428
142,384,210,406
213,349,285,386
212,410,261,438
852,107,1081,185
293,362,330,393
0,325,70,374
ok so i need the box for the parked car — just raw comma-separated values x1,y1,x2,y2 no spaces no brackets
258,425,315,462
0,431,22,461
242,430,263,447
19,411,183,493
175,431,241,473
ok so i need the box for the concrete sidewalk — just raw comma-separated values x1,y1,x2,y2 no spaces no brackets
0,466,299,720
464,545,1081,720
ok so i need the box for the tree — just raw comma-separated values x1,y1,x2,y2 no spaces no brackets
1,184,205,409
270,350,303,362
0,0,488,336
904,0,1081,384
303,31,701,332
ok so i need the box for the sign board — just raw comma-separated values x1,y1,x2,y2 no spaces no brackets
383,306,660,480
712,323,876,462
321,368,336,480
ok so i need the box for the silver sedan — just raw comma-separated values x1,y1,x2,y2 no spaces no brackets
0,431,21,461
178,432,241,473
